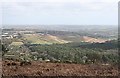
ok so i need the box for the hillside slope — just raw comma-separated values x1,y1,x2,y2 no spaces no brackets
2,60,118,76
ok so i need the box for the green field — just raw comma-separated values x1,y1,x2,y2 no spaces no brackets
10,42,24,46
23,34,70,44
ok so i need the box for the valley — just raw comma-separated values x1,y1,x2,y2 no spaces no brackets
1,25,119,77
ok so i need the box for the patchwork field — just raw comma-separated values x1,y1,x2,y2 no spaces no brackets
22,33,110,45
23,34,70,44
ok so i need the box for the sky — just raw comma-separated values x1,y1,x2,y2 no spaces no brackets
0,0,119,25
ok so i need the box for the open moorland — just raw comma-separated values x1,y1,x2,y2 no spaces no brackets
2,60,118,76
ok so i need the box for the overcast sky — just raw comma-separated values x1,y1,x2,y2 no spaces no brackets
0,0,119,25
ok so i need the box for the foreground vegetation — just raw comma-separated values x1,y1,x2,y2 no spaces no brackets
24,40,118,64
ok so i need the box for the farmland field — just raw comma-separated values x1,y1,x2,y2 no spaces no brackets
23,34,70,44
10,42,24,46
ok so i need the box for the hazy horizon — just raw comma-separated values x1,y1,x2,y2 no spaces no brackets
1,0,119,26
2,25,118,32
